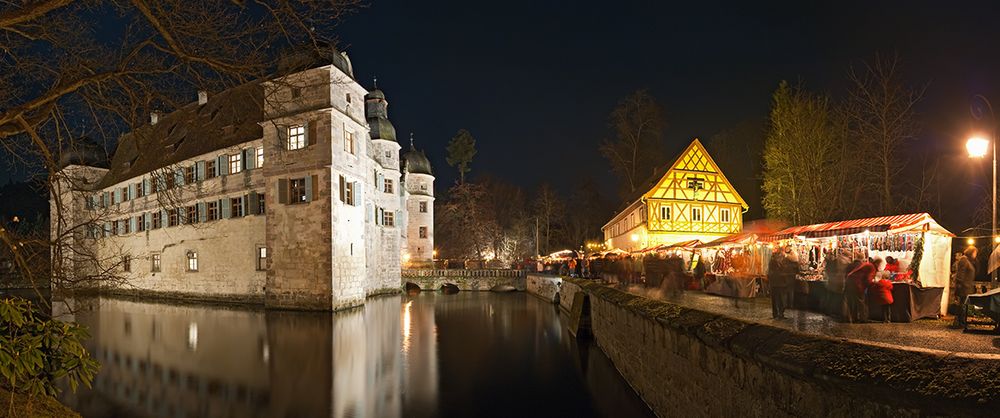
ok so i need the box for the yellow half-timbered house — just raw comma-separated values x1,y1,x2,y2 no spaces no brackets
602,139,748,251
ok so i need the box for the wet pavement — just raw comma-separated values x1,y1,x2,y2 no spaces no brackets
624,286,1000,355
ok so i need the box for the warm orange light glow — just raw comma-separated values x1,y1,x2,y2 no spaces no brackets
630,234,639,242
967,136,990,158
967,237,976,245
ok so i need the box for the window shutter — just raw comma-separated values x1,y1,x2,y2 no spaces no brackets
277,179,288,204
365,203,371,222
339,176,346,202
396,210,402,226
242,149,251,170
160,209,168,226
178,208,185,225
217,155,227,176
241,194,248,215
129,217,137,233
114,188,121,204
197,161,206,181
198,202,207,222
104,222,111,236
144,213,151,230
277,125,288,150
128,184,135,200
249,191,259,214
352,182,359,205
143,178,150,195
222,199,231,218
307,121,317,146
304,176,313,203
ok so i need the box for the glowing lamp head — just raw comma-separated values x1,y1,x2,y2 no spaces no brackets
967,136,990,158
967,237,976,246
403,253,411,262
630,234,639,242
994,236,1000,244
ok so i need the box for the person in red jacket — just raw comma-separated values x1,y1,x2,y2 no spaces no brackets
846,257,882,323
870,277,894,322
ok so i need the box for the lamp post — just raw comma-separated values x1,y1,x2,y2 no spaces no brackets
968,94,997,282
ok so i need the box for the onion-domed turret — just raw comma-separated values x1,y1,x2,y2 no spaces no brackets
365,88,396,141
402,142,433,176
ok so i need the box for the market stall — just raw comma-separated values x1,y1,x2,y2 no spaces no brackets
698,233,772,298
764,213,953,318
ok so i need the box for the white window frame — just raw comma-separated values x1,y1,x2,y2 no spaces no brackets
255,147,264,168
151,253,161,272
691,207,702,222
256,246,268,271
230,153,243,174
288,125,306,150
344,130,355,154
187,251,199,272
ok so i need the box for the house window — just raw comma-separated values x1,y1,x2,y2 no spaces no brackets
256,247,267,271
185,166,195,183
165,174,175,190
136,182,145,198
151,253,161,272
691,207,702,222
383,211,394,227
384,178,393,194
208,201,219,221
206,160,217,179
291,87,301,98
122,219,131,234
344,131,355,154
230,196,244,217
122,255,131,273
384,151,391,159
168,209,179,227
720,208,730,223
121,187,129,202
420,184,427,191
255,147,264,168
230,153,242,174
419,226,427,239
290,179,307,203
136,215,146,232
187,206,199,224
419,201,427,213
660,206,671,220
257,193,266,215
339,175,355,206
288,125,306,150
186,251,198,272
346,93,351,103
152,212,162,229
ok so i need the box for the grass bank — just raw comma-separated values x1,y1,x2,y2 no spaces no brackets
0,388,79,418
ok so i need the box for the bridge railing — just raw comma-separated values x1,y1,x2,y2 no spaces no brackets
401,269,527,278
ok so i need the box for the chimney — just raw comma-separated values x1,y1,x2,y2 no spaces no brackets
198,90,208,105
150,112,160,125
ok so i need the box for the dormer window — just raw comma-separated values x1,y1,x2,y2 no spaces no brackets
291,87,301,99
346,93,352,103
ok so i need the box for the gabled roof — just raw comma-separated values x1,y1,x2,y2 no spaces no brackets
643,138,747,208
96,83,264,188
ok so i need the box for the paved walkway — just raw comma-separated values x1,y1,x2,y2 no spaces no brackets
623,285,1000,355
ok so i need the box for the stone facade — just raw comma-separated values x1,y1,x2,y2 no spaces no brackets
52,52,429,310
401,147,435,266
401,269,525,291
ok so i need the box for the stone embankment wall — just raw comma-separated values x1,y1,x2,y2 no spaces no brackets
564,278,1000,418
401,269,525,291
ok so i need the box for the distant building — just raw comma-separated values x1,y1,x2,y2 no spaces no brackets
51,49,431,310
402,140,435,267
602,139,747,251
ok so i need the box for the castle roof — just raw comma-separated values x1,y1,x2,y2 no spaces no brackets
403,147,433,176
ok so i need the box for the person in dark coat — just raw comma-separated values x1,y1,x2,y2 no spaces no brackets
768,248,795,319
870,277,894,323
823,249,850,319
954,247,977,324
846,257,880,323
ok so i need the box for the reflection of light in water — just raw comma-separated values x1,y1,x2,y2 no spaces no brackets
187,322,198,351
263,343,270,364
402,300,412,353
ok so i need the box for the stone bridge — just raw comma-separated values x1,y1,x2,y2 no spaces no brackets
401,269,526,292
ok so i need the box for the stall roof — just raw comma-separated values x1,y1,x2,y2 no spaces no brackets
699,233,760,248
765,213,954,241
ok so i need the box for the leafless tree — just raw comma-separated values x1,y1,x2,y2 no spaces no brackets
0,0,360,304
599,89,665,198
532,183,564,255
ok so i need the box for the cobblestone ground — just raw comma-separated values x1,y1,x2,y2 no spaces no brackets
624,286,1000,354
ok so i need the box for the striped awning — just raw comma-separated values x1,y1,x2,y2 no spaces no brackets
765,213,954,241
699,233,760,248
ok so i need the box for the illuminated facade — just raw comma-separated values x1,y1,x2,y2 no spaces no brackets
602,139,747,251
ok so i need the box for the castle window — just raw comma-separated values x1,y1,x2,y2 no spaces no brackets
419,226,428,238
255,147,264,168
187,206,199,224
660,206,671,220
256,246,268,271
339,175,355,206
165,174,175,190
291,87,301,99
257,193,266,214
151,253,161,272
720,208,730,223
152,212,162,229
229,153,243,174
383,211,394,227
346,93,351,103
344,131,355,154
184,166,195,183
186,251,198,272
420,184,427,191
168,209,179,227
208,201,219,221
230,196,244,217
136,215,146,232
122,255,131,272
136,182,145,198
288,125,306,150
384,178,393,194
206,160,217,179
419,201,427,213
691,207,702,222
290,178,307,203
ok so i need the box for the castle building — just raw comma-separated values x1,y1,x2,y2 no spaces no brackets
602,139,747,251
402,139,435,267
51,50,429,311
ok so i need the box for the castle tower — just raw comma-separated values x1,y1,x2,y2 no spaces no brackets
363,87,403,291
402,138,435,267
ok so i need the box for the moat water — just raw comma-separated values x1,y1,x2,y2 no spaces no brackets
49,292,653,418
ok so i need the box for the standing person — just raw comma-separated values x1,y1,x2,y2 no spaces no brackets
870,276,894,323
568,258,578,277
846,257,881,323
574,257,583,277
954,247,977,324
768,248,794,319
824,249,850,319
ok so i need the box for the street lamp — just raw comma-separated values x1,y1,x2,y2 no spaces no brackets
969,94,998,282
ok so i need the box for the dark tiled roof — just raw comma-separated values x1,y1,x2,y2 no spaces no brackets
403,148,433,175
97,83,264,188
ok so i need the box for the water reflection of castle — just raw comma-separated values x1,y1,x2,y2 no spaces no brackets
59,295,440,418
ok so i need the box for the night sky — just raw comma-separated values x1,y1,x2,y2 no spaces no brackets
334,0,1000,232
